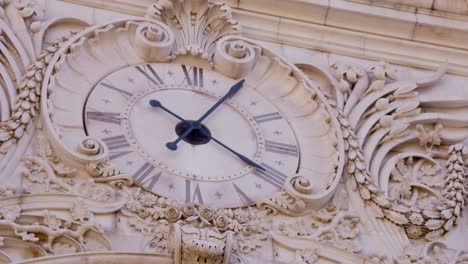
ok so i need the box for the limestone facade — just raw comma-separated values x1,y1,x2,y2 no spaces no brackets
0,0,467,263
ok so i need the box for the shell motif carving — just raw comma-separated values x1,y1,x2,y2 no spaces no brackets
146,0,241,60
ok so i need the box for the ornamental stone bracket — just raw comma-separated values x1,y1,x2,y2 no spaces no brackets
170,223,234,264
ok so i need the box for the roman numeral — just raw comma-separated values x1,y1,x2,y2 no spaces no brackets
136,65,164,85
186,180,204,204
253,112,282,123
101,82,133,97
102,135,132,160
265,140,298,157
132,162,161,190
87,111,121,125
233,183,254,205
182,65,203,88
253,163,288,188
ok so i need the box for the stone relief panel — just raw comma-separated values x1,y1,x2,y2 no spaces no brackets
0,0,466,263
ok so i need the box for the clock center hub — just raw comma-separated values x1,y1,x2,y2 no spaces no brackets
174,120,211,145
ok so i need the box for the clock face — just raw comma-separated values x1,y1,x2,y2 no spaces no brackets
83,63,300,207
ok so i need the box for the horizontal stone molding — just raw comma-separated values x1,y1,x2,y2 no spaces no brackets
63,0,468,77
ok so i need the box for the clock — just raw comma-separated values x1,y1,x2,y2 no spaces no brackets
83,63,299,207
42,19,341,210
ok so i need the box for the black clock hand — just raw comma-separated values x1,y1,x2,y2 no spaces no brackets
200,131,266,171
149,99,185,121
149,98,265,171
166,79,245,150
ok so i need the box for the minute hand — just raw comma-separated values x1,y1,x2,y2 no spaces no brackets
195,79,245,123
166,79,245,150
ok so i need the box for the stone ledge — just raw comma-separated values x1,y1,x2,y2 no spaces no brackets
61,0,468,76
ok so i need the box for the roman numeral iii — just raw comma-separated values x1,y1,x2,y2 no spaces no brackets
265,140,298,157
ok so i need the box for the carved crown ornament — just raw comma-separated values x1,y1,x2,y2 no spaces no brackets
0,0,465,263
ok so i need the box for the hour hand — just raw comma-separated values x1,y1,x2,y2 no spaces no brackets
149,99,185,122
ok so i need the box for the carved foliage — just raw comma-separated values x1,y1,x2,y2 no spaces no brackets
335,103,466,240
121,187,270,255
146,0,241,59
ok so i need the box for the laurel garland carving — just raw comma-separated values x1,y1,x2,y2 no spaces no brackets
0,34,68,154
328,61,467,241
0,0,47,158
146,0,241,60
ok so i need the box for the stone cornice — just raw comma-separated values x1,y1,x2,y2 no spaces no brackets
62,0,468,75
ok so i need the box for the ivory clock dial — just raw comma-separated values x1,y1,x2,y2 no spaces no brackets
83,63,300,207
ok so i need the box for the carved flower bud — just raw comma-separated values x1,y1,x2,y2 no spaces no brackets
138,208,150,218
140,193,158,207
165,206,181,222
234,209,250,224
242,225,253,236
379,115,393,128
214,214,229,230
14,0,29,9
30,21,41,34
375,98,389,111
152,210,161,220
408,213,424,225
198,206,214,221
406,226,423,239
338,78,350,93
182,203,197,217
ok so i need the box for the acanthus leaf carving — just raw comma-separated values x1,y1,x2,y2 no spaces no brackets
328,60,467,243
146,0,241,60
